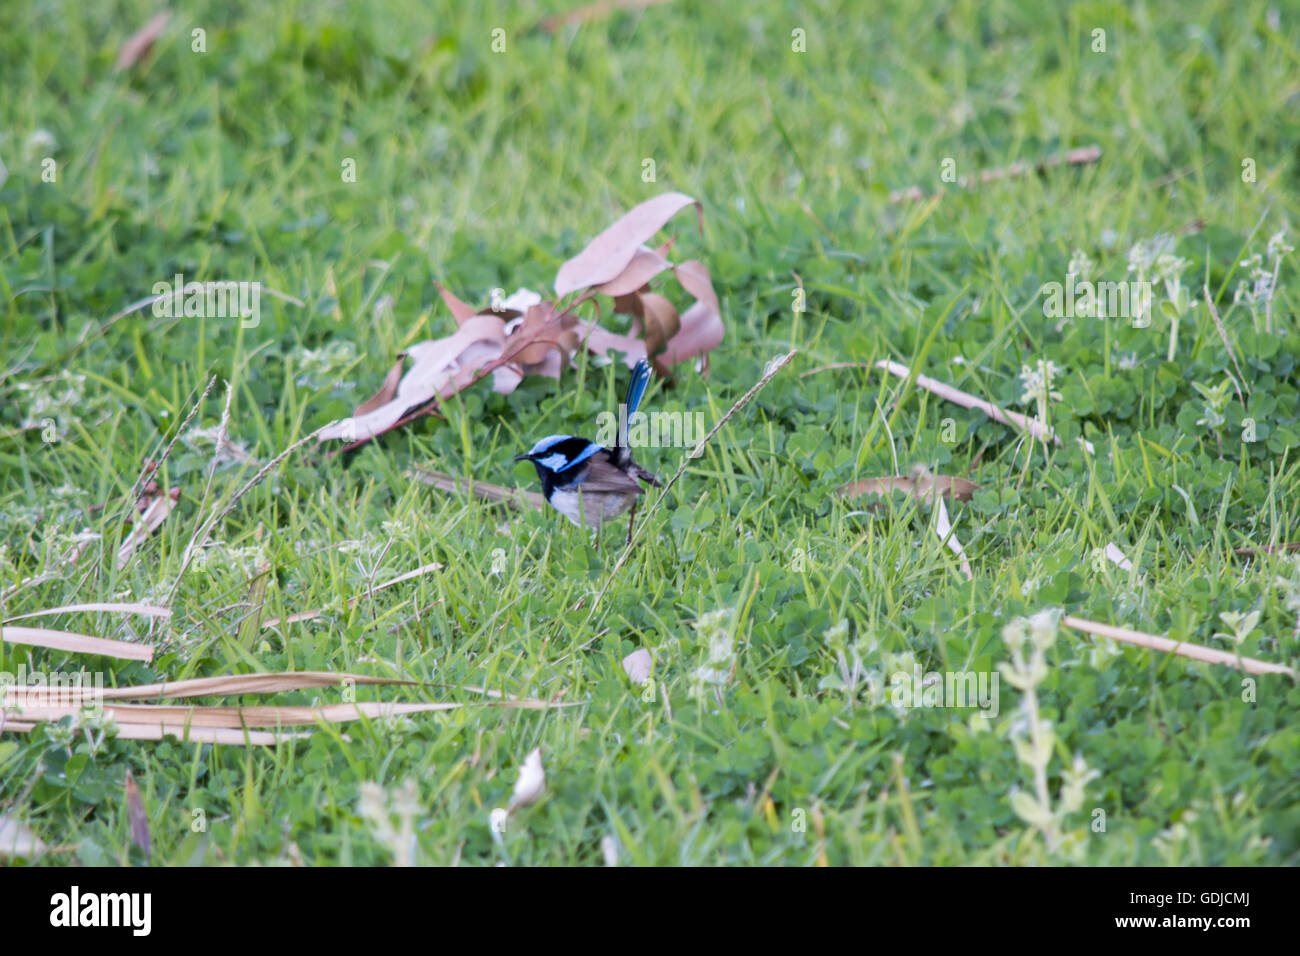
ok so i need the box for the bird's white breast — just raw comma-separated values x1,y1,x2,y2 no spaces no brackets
549,488,636,530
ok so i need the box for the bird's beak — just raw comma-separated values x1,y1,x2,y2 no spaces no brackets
513,453,531,462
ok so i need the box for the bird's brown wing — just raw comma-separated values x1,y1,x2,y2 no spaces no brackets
576,453,647,494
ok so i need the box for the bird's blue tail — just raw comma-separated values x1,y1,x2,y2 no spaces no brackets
625,358,651,418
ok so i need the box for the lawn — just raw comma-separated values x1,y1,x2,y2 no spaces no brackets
1,0,1298,866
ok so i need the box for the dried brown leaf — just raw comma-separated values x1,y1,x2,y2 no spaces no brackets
435,282,480,325
318,314,505,441
1,626,154,662
10,698,572,730
0,722,310,745
672,259,718,312
611,292,643,318
596,245,673,297
353,359,406,416
505,303,568,365
574,320,646,367
6,670,409,704
523,349,566,379
117,490,175,569
875,360,1095,455
555,192,701,297
115,11,171,72
660,260,724,366
637,292,680,358
2,602,171,625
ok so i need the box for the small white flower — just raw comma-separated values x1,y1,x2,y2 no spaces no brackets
707,631,735,664
1067,249,1093,280
1018,359,1063,406
691,665,730,687
1153,253,1189,286
1027,610,1060,650
1127,234,1175,277
1266,229,1293,261
1003,620,1027,652
488,807,509,835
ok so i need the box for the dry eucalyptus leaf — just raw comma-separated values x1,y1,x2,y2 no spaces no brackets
319,313,506,441
555,192,701,297
575,319,646,367
523,347,566,380
504,303,577,365
330,193,724,447
115,11,171,72
353,359,406,416
611,292,643,317
456,338,525,393
596,245,673,297
637,291,680,358
0,723,312,745
117,489,175,569
660,259,724,367
435,282,480,325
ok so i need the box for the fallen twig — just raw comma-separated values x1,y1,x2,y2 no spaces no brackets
890,145,1102,204
875,360,1095,455
1062,615,1294,678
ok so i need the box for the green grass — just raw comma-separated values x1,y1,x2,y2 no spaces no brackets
2,0,1299,865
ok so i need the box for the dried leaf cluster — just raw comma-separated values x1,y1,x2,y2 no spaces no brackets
321,192,724,445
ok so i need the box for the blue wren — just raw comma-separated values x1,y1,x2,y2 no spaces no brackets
515,359,661,543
